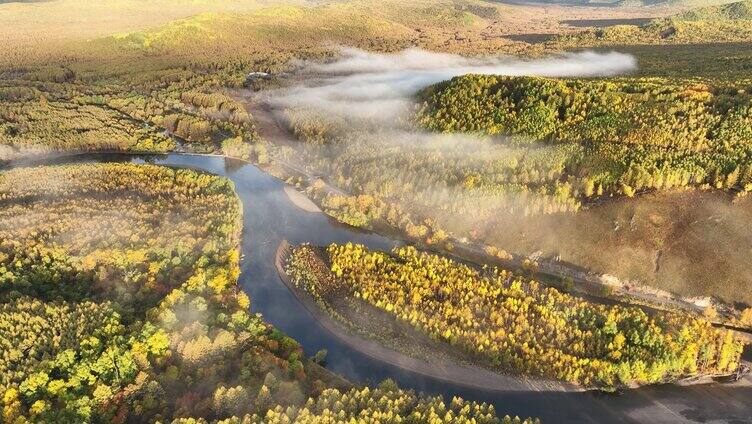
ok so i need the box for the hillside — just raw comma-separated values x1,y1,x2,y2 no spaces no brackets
417,75,752,199
1,0,503,64
0,0,312,45
406,74,752,306
674,0,752,20
553,0,752,45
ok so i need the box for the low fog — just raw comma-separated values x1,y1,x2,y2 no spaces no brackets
264,47,637,219
272,47,636,120
264,47,635,223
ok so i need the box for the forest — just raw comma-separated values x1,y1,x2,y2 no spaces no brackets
416,75,752,200
2,0,752,420
0,68,263,162
0,163,528,423
286,242,746,389
174,381,535,423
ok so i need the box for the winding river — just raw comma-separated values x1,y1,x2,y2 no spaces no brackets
6,152,752,424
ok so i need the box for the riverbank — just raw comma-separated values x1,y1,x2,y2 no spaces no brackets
275,239,581,393
280,239,750,390
284,185,322,213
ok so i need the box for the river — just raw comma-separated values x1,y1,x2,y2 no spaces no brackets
6,152,752,424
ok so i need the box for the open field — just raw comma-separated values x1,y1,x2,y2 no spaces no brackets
0,0,311,44
612,42,752,77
